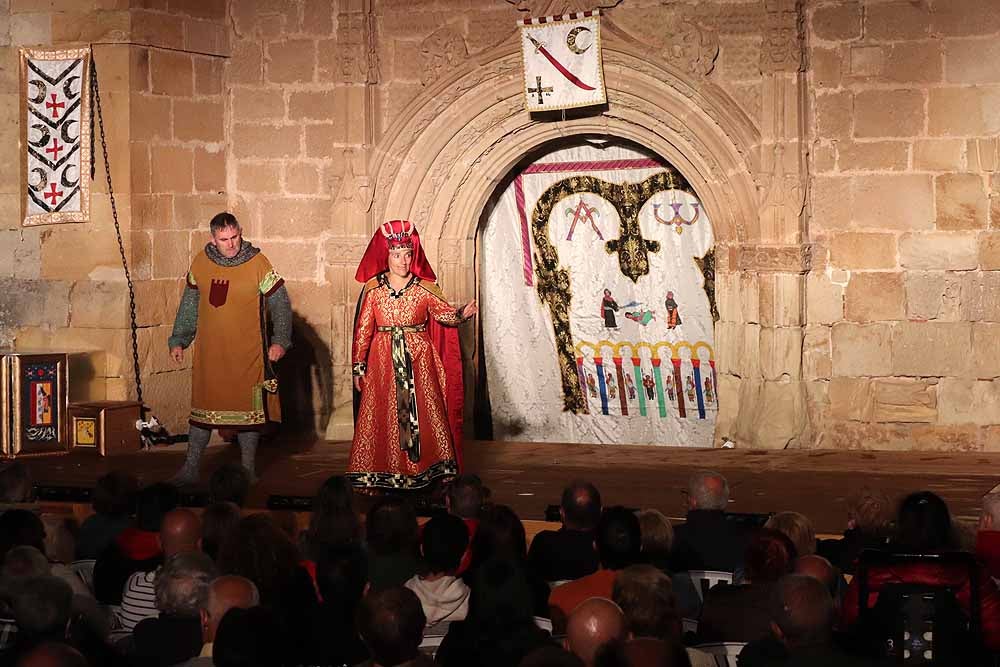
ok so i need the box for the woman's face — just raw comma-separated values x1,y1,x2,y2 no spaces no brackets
388,248,413,278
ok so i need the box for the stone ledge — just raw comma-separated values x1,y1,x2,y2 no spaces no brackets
734,243,812,273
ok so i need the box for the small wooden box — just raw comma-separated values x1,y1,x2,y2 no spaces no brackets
68,401,141,456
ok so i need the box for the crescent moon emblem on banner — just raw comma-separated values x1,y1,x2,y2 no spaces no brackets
29,168,47,192
63,76,80,99
62,119,79,143
28,80,46,104
61,164,79,188
29,123,50,148
566,26,593,54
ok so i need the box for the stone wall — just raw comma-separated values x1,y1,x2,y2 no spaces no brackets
806,0,1000,451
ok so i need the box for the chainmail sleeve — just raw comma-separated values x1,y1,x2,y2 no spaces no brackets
167,286,199,350
266,285,293,350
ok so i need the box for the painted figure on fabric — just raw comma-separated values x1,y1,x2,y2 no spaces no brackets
168,212,292,485
664,291,682,329
601,289,619,328
642,373,656,401
587,371,598,398
686,375,696,403
349,220,477,492
606,372,617,400
704,376,714,404
624,309,655,326
667,379,676,402
625,374,636,400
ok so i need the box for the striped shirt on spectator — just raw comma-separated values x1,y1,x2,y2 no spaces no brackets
116,569,159,632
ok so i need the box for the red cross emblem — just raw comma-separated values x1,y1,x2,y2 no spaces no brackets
43,183,63,205
45,94,65,119
45,139,64,160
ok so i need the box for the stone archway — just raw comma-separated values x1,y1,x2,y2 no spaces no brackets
330,27,810,450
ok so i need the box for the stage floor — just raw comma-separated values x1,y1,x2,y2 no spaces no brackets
19,438,1000,533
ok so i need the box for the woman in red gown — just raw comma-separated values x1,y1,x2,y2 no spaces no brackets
348,220,477,491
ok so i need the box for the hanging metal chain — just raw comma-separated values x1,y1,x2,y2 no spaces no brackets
90,54,144,406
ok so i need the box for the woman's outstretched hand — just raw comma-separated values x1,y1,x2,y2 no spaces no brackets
459,300,479,319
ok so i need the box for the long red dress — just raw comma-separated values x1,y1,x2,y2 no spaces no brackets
347,273,462,490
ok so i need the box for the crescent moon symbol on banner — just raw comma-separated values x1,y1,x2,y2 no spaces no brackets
62,164,79,188
566,26,593,54
62,119,79,143
29,168,47,192
63,76,80,100
29,123,50,148
28,80,46,104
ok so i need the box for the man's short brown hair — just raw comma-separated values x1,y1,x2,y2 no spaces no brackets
611,564,678,640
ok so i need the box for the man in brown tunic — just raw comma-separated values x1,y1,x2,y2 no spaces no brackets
167,212,292,485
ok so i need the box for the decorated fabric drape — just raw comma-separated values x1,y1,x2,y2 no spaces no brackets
519,10,605,112
481,143,717,446
19,47,91,227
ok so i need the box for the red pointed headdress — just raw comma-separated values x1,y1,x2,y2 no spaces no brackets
354,219,437,283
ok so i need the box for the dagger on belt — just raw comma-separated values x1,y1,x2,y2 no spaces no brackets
526,34,596,91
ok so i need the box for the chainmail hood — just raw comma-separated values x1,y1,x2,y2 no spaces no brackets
205,239,261,267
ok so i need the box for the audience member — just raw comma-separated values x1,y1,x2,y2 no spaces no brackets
694,529,796,644
117,507,202,633
529,481,602,582
980,487,1000,583
357,587,434,667
130,551,216,667
792,555,840,609
520,645,585,667
405,513,470,629
199,502,241,563
178,575,259,667
93,482,178,605
208,464,251,508
301,475,362,563
212,606,282,667
0,512,45,566
817,487,891,576
637,510,673,574
764,512,816,558
550,507,642,628
595,637,693,667
437,558,553,667
444,474,484,574
75,471,137,561
0,463,34,508
670,471,751,574
564,598,626,667
12,642,87,667
0,548,50,652
366,497,421,592
2,576,73,664
310,546,369,666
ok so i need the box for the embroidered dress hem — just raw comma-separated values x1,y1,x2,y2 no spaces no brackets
345,459,458,491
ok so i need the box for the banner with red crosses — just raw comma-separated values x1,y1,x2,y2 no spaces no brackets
20,48,91,226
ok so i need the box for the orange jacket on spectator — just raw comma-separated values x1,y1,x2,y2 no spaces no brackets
841,560,1000,651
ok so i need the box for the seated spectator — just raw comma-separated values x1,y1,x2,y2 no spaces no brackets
357,587,434,667
0,549,51,653
309,547,369,667
792,555,841,611
75,471,137,561
468,504,550,617
739,575,882,667
564,598,626,667
93,482,178,605
694,529,795,644
177,575,259,666
212,606,282,667
444,474,484,575
0,512,45,566
595,637,693,667
217,514,318,665
550,507,642,629
2,576,73,663
367,497,422,592
670,471,751,574
529,480,601,583
117,508,202,633
520,645,585,667
405,513,470,630
39,518,90,600
199,502,241,563
976,485,1000,581
637,510,673,574
842,490,1000,652
437,558,553,667
301,475,361,563
12,641,87,667
765,512,816,558
130,552,216,667
816,486,891,576
208,464,251,508
0,463,34,510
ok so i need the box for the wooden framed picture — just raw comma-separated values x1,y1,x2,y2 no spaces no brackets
68,401,141,456
73,416,98,448
1,352,68,457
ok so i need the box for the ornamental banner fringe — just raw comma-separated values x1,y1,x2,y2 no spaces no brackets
519,10,606,112
19,47,91,227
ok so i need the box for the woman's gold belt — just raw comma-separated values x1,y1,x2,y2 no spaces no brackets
376,323,427,333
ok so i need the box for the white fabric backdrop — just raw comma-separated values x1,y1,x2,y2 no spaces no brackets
481,142,716,446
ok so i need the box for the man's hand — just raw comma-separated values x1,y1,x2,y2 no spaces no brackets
353,376,363,392
268,344,286,362
170,346,184,364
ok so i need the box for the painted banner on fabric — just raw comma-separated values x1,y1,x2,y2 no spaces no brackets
481,143,716,447
519,11,605,112
20,48,91,227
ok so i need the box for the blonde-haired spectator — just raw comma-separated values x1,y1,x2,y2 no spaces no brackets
637,510,673,573
764,511,816,558
817,486,892,575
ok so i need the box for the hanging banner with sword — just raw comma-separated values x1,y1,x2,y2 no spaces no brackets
519,10,606,112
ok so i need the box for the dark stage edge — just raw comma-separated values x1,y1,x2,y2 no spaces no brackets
19,438,1000,533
